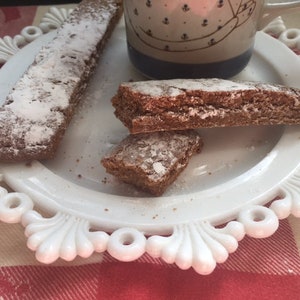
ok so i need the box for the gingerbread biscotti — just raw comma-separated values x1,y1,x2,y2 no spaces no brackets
0,0,122,162
112,78,300,133
101,130,203,196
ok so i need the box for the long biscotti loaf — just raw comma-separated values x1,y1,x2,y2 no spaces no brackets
101,130,203,196
0,0,122,162
112,78,300,133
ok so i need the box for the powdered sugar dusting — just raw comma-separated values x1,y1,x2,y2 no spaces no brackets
0,0,121,160
123,78,286,97
153,162,166,175
24,125,55,145
5,20,103,127
105,131,202,181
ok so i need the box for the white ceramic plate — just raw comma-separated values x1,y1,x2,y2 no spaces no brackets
1,20,300,275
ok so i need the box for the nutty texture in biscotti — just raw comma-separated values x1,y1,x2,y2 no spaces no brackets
112,78,300,134
101,130,203,196
0,0,123,162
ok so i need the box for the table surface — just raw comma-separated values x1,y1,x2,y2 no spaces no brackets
1,2,300,300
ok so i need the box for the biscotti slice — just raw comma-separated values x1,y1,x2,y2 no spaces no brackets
112,78,300,133
101,130,203,196
0,0,122,162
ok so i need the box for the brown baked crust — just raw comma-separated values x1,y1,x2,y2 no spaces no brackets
112,78,300,133
101,130,203,196
0,0,123,162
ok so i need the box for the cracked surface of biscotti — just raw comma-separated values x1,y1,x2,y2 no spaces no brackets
112,78,300,133
101,130,203,196
0,0,123,162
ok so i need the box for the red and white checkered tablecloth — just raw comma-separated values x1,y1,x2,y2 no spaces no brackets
1,4,300,300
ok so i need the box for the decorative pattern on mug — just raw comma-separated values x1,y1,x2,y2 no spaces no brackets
126,0,256,52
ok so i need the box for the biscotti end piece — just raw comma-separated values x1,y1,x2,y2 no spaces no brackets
112,78,300,134
101,130,203,196
0,0,123,163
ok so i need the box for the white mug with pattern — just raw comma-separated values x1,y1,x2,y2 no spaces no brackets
124,0,300,79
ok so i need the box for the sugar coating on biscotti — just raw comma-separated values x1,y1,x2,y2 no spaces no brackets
112,78,300,133
101,130,203,196
0,0,123,162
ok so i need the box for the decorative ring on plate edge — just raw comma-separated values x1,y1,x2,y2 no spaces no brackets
0,7,73,64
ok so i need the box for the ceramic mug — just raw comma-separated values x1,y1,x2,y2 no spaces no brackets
124,0,300,79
